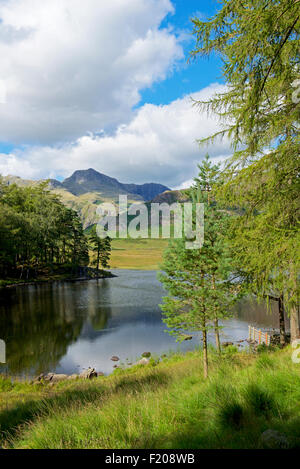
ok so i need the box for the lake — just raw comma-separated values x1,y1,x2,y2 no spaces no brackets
0,270,283,378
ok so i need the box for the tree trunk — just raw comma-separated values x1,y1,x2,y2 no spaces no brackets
202,321,208,379
214,317,221,353
278,295,286,346
290,266,300,343
96,245,100,271
212,274,221,353
290,305,300,343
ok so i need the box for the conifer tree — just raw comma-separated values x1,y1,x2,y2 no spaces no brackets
191,0,300,340
89,225,111,270
0,179,89,279
159,157,235,377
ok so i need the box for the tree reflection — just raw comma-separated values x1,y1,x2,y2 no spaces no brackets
0,281,111,376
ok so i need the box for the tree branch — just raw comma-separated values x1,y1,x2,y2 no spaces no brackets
260,15,300,94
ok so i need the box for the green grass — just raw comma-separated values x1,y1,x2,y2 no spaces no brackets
110,238,168,270
1,347,300,449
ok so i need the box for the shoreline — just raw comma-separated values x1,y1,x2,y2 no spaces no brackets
0,269,117,290
1,342,252,384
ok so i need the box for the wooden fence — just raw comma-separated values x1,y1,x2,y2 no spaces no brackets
248,326,271,346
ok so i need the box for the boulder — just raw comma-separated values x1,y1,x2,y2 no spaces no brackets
111,356,120,362
68,374,79,381
43,373,55,382
79,368,98,379
261,429,289,449
33,368,104,384
137,358,150,366
50,374,69,383
222,342,234,348
32,373,46,384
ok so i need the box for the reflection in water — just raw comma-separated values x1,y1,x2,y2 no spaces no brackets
0,270,287,377
234,296,289,329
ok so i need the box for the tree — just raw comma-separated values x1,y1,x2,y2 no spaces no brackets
0,178,89,279
89,226,111,270
159,157,235,377
191,0,300,341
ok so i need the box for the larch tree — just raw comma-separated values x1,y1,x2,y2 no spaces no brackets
191,0,300,341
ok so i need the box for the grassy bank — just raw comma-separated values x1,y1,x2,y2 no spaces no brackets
1,347,300,449
110,238,168,270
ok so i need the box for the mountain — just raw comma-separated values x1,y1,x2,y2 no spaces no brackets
56,168,170,200
2,169,171,229
121,182,170,201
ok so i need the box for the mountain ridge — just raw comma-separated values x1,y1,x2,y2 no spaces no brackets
2,169,173,229
48,168,170,200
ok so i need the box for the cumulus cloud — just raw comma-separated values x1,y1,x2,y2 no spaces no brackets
0,0,182,143
0,84,232,188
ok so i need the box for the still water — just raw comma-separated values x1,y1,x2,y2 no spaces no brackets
0,270,283,378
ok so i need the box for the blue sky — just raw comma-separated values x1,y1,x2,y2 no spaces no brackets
140,0,223,107
0,0,230,187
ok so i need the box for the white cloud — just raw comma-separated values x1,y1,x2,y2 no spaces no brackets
0,84,232,188
0,0,181,143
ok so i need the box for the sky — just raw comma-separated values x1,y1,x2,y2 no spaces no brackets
0,0,230,189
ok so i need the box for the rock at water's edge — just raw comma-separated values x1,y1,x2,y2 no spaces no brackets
111,356,120,362
137,358,150,366
79,368,98,379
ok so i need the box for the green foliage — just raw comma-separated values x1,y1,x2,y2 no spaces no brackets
159,156,236,375
0,377,14,393
244,384,277,417
2,348,300,449
217,400,245,430
89,225,111,270
191,0,299,159
224,345,239,355
0,179,89,279
256,343,271,354
191,0,300,336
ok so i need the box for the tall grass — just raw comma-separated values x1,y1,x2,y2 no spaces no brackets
1,348,300,449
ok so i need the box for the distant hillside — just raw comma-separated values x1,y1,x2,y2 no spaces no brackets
2,169,171,230
122,182,170,202
151,189,191,205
